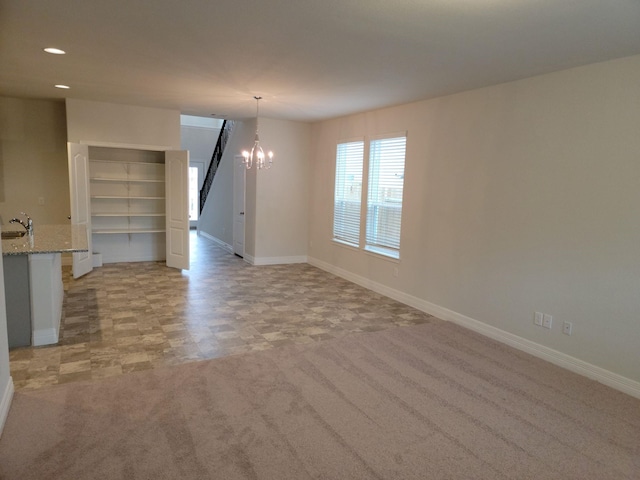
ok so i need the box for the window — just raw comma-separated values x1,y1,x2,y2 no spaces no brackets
333,140,364,246
333,134,407,259
365,135,406,258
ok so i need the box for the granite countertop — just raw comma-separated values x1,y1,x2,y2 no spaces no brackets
1,224,89,256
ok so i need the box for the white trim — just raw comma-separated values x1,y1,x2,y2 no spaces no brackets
337,135,365,145
29,254,63,347
32,328,59,347
364,245,400,261
307,256,640,400
91,253,103,268
79,140,175,151
198,231,233,254
332,238,360,251
100,254,166,264
370,131,407,141
251,255,308,266
0,377,14,438
243,254,309,266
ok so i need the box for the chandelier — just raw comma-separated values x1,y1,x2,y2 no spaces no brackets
241,96,273,169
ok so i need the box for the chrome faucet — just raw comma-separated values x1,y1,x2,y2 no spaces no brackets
9,212,33,235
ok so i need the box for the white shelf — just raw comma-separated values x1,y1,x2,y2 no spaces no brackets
91,213,165,217
88,147,167,263
92,228,166,234
90,177,164,183
90,159,164,166
91,195,165,200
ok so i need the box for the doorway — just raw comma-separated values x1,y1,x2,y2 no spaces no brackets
189,161,205,229
233,155,246,257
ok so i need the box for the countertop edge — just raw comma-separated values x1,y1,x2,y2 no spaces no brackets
1,224,89,256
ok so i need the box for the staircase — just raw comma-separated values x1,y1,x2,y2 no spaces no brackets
199,120,235,214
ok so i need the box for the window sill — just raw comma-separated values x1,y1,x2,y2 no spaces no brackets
332,238,360,251
331,239,400,263
364,245,400,262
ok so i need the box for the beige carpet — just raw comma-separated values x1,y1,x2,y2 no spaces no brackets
1,321,638,479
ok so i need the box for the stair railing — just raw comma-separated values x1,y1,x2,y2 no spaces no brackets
199,120,235,214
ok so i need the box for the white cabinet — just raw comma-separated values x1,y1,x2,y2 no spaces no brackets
68,144,190,270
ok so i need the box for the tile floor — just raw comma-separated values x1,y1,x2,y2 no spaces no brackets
9,232,434,390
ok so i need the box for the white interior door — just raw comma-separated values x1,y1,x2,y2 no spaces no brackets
67,143,93,278
165,150,190,270
233,155,246,257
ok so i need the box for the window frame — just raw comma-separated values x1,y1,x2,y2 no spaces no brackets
332,138,365,248
364,133,406,260
332,132,407,261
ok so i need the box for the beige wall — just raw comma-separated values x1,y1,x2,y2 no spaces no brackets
66,98,180,149
200,118,311,263
0,97,70,227
253,117,310,262
0,96,69,432
308,54,640,385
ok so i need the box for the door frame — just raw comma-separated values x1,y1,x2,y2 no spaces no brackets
233,155,246,257
189,160,205,229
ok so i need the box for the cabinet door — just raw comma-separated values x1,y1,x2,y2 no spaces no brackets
165,150,190,270
68,143,93,278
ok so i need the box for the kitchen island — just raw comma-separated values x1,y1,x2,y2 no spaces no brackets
2,224,88,348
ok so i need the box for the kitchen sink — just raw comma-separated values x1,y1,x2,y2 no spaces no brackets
1,230,27,239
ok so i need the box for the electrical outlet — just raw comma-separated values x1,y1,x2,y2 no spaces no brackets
38,197,45,205
543,314,553,329
562,321,572,336
534,312,544,326
393,267,399,278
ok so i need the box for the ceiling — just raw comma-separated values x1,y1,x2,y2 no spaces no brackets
1,0,640,122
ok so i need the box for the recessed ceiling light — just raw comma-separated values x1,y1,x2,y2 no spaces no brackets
54,84,70,89
44,48,66,55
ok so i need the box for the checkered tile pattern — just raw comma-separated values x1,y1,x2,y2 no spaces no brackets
9,233,434,390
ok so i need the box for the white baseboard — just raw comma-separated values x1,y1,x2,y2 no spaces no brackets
197,232,306,266
0,377,14,438
308,256,640,400
32,328,59,347
101,254,166,264
249,255,308,266
198,231,233,254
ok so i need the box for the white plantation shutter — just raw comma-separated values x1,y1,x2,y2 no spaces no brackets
333,140,364,246
366,135,406,258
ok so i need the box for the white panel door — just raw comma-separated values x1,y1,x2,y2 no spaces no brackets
67,143,93,278
233,155,246,257
165,150,190,270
